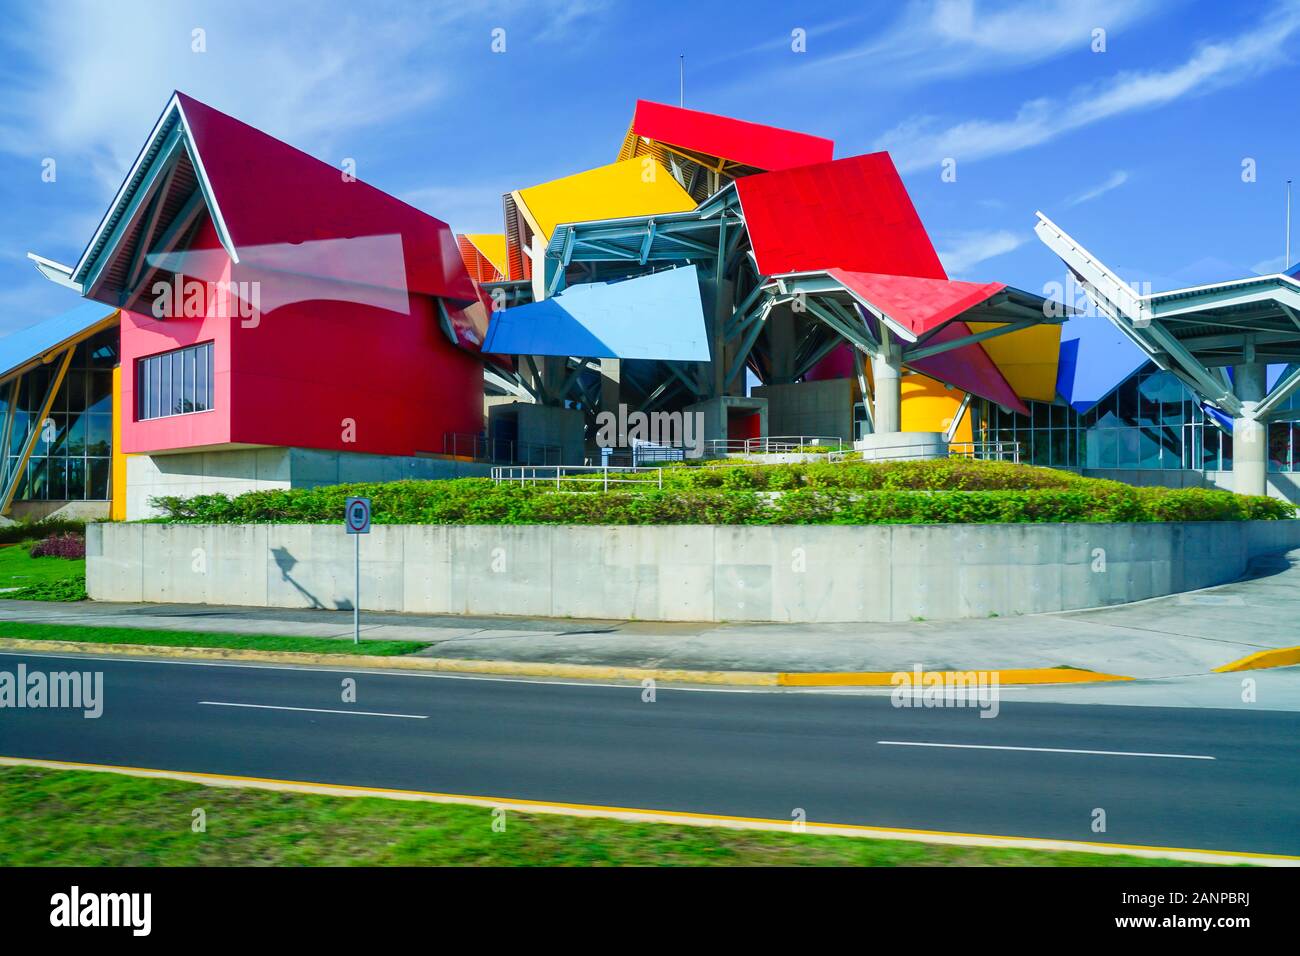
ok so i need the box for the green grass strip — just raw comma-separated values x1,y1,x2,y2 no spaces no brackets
0,621,428,657
0,766,1200,867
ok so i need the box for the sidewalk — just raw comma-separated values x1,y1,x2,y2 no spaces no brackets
2,550,1298,680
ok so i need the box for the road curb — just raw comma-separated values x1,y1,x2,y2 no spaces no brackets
1213,645,1300,673
777,668,1134,687
0,638,777,686
0,637,1139,687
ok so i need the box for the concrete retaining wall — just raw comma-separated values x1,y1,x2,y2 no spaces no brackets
86,519,1300,623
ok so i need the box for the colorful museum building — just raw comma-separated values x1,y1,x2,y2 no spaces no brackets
4,92,1298,520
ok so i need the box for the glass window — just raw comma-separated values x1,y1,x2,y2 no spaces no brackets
1269,423,1291,472
66,458,85,499
136,342,214,421
1087,427,1117,469
1138,430,1161,469
87,458,109,500
46,458,67,500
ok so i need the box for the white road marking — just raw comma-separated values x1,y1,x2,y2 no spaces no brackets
877,740,1215,760
198,700,427,719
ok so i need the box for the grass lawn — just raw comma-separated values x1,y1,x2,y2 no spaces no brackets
0,765,1197,867
0,543,86,601
0,620,428,656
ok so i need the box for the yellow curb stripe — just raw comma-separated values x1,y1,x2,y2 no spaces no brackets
1,755,1293,866
0,638,1135,687
1214,645,1300,673
778,668,1134,687
0,638,776,686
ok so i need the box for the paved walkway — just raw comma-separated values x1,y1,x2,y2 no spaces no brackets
2,551,1298,679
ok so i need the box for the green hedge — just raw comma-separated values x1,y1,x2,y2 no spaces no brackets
147,465,1296,526
0,517,88,546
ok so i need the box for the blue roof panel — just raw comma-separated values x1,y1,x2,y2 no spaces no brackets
1055,314,1148,411
483,265,710,361
0,301,118,380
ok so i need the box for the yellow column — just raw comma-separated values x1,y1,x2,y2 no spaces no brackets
110,364,127,520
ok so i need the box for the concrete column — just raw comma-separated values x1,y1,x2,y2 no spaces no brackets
871,336,903,434
599,359,621,415
1233,362,1268,497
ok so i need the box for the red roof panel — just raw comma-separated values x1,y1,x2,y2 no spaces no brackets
735,152,946,279
631,100,833,172
176,92,477,304
828,270,1006,338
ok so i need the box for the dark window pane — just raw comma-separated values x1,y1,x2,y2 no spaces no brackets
87,371,112,414
205,344,214,409
67,458,86,499
196,348,208,411
170,351,184,414
86,414,111,456
87,458,109,500
47,458,67,499
64,370,86,411
25,457,47,500
1269,422,1290,472
150,357,161,419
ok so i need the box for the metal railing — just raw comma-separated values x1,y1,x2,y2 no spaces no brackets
705,435,849,456
443,433,563,465
950,440,1022,463
491,464,664,490
823,438,1021,464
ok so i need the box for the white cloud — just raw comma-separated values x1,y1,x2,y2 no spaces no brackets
937,229,1027,275
876,4,1300,171
829,0,1160,83
1066,170,1129,207
0,0,606,192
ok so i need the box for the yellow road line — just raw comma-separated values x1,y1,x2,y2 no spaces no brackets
1,755,1293,866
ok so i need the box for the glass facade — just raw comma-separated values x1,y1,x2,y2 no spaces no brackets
975,365,1300,474
137,341,214,420
1,326,118,501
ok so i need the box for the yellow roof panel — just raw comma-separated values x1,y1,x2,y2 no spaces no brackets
464,234,508,277
968,322,1062,403
515,159,696,242
901,374,970,441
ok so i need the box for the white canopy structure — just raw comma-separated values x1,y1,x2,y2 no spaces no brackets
1036,212,1300,496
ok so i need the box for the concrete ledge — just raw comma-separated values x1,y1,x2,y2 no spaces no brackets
86,519,1300,624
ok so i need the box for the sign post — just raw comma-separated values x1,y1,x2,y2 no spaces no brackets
344,497,372,645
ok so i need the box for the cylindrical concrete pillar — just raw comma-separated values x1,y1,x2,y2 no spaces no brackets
871,340,903,434
1233,362,1268,497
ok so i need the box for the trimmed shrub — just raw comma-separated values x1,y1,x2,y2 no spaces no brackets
145,466,1297,527
29,533,87,559
0,518,87,546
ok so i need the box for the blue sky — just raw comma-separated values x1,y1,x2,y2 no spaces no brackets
1,0,1298,334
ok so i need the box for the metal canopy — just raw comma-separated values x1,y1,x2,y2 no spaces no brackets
765,271,1068,414
1035,211,1300,421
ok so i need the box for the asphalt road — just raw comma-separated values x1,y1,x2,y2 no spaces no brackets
2,651,1297,855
